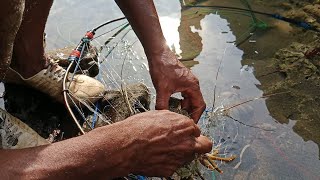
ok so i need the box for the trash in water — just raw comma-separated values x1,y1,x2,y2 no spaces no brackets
232,85,241,90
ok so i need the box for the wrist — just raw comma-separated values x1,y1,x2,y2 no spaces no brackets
145,41,169,60
89,122,137,177
147,46,180,72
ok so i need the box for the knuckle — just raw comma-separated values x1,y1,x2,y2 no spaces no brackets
189,77,199,86
188,74,199,84
202,138,213,152
185,140,196,150
208,141,214,149
194,78,200,85
183,117,195,126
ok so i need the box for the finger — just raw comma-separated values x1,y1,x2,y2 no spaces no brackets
167,151,195,165
182,89,206,123
171,123,200,143
173,117,201,137
155,91,170,110
165,139,198,164
170,145,197,164
193,124,201,137
166,137,196,153
194,135,213,154
191,104,206,123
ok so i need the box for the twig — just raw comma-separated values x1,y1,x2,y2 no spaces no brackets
212,47,228,112
224,91,289,111
225,114,274,131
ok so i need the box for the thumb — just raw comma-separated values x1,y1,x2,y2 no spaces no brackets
194,135,213,154
155,91,170,110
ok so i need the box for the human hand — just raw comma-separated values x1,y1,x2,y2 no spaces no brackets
148,47,206,122
121,110,212,177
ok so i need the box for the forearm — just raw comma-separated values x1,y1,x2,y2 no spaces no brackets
115,0,168,58
0,123,134,179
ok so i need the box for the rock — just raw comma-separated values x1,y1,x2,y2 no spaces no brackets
279,2,293,10
284,4,320,32
47,46,99,77
169,97,190,117
83,83,151,131
303,4,320,18
275,42,319,79
306,17,317,23
284,9,309,21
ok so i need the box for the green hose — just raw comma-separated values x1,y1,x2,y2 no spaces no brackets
182,2,269,46
211,171,216,180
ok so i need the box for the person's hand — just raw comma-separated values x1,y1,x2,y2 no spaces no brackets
148,47,206,122
119,110,212,177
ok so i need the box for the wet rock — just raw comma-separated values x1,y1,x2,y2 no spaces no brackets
169,97,190,117
303,4,320,18
284,4,320,31
47,46,99,77
284,9,309,21
275,41,320,79
279,2,294,10
82,83,151,131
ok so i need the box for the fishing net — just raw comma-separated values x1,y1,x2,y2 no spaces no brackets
54,16,252,179
49,1,278,179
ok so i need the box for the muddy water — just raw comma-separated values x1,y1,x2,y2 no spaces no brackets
45,0,320,179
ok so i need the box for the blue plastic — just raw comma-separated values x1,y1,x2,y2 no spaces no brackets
136,175,147,180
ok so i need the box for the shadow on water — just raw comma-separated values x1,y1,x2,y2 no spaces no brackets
3,0,319,179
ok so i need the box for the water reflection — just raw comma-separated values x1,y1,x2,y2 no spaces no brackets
178,1,207,61
160,16,182,55
155,0,182,55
